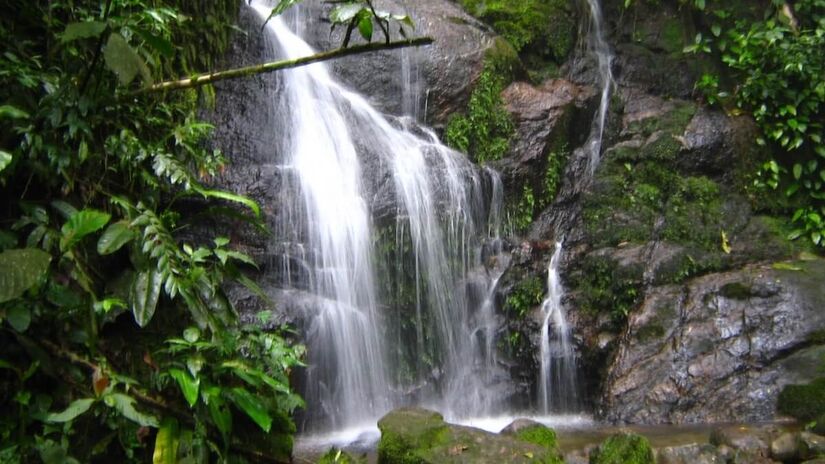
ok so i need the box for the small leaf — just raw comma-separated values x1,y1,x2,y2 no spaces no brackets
104,393,159,427
61,209,111,250
0,248,51,303
195,188,261,218
97,221,134,255
45,398,95,423
0,105,29,120
7,306,31,332
134,28,174,58
103,33,152,86
169,368,200,408
183,327,200,343
202,387,232,441
130,270,162,327
61,21,107,43
229,387,272,432
153,417,180,464
793,163,803,180
330,4,366,24
721,230,732,254
0,150,11,174
358,14,373,41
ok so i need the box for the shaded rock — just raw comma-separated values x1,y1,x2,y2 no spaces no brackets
709,425,777,458
589,433,654,464
771,432,800,462
800,432,825,460
778,377,825,423
494,79,596,197
602,260,825,424
318,448,364,464
303,0,502,124
656,443,723,464
377,408,563,463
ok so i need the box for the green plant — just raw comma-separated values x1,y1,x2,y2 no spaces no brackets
445,63,515,164
0,1,306,462
504,276,544,318
687,0,825,250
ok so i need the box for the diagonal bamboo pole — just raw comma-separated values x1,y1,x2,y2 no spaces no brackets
137,37,433,94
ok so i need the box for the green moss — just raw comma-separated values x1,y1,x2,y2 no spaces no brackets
512,424,559,451
458,0,575,63
627,101,697,138
505,275,544,318
809,329,825,345
778,378,825,422
540,143,569,208
661,176,723,248
590,433,655,464
574,255,643,325
377,409,451,464
639,133,682,162
445,58,515,164
719,282,754,300
636,324,666,343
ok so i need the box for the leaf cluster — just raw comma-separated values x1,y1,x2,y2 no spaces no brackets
0,0,304,462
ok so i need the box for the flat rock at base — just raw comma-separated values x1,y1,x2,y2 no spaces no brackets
656,443,724,464
800,432,825,460
771,432,799,462
377,408,562,463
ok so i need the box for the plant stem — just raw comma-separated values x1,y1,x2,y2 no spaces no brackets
136,37,433,94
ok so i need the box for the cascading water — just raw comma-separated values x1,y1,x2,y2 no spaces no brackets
248,0,509,433
538,242,579,413
582,0,614,172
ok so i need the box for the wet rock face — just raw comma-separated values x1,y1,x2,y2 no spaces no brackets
300,0,498,124
602,260,825,424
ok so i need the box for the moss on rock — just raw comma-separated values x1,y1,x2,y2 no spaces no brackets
511,423,559,450
777,378,825,423
590,433,655,464
318,448,364,464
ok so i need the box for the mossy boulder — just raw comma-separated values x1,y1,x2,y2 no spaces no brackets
377,408,563,464
589,433,654,464
777,377,825,423
500,419,560,452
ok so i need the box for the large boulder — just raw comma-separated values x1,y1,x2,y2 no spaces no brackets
602,259,825,424
376,408,563,463
301,0,502,124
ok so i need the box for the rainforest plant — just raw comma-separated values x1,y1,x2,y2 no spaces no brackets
0,0,306,462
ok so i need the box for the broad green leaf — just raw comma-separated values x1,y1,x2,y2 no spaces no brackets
229,387,272,432
104,393,159,427
7,305,31,332
0,105,29,120
169,368,200,407
45,398,95,423
152,417,180,464
772,262,803,271
61,21,107,43
0,248,51,303
51,200,78,220
130,269,162,327
793,163,803,179
195,188,261,218
97,221,134,255
103,33,152,86
0,150,11,174
358,14,373,41
134,28,174,58
61,209,111,250
330,4,366,24
202,387,232,440
267,0,304,21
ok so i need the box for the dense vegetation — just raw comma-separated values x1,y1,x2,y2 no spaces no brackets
0,1,306,462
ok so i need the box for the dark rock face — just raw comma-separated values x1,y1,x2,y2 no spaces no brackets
495,79,596,195
301,0,499,124
602,260,825,424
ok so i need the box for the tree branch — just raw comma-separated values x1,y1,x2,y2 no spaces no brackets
136,37,433,94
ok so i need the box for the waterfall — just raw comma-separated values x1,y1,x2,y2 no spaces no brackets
583,0,614,172
538,242,579,413
248,1,509,433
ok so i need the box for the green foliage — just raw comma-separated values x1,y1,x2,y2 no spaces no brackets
505,276,545,318
590,433,655,464
458,0,575,63
0,0,305,462
512,424,559,451
777,377,825,423
541,143,569,208
574,256,642,325
445,62,515,164
688,0,825,249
